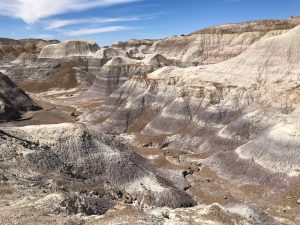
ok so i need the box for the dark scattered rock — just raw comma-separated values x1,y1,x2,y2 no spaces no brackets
60,193,115,215
161,142,170,149
70,112,78,117
182,170,190,177
0,174,8,182
124,194,133,204
142,142,153,147
162,211,170,219
282,208,288,213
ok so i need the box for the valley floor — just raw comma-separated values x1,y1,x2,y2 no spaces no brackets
0,91,297,225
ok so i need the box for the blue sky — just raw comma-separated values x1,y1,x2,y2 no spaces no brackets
0,0,300,46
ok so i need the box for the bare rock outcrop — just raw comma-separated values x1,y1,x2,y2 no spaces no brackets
0,98,21,121
83,54,171,98
111,19,298,66
0,38,59,62
38,40,100,59
87,203,282,225
0,72,41,121
192,18,300,35
112,39,158,50
86,24,300,185
149,30,286,66
1,123,196,209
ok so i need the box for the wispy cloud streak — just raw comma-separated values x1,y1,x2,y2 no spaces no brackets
0,0,140,23
64,26,129,36
46,12,163,30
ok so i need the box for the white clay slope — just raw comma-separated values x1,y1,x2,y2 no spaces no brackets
184,24,300,86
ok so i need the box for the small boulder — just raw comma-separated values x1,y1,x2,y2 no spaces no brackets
142,142,153,148
70,112,78,117
161,142,170,149
0,174,8,183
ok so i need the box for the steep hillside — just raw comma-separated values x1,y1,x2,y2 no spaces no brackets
191,18,300,34
38,40,100,59
87,24,300,176
0,123,195,213
0,72,41,121
81,23,300,224
111,20,300,66
0,38,59,62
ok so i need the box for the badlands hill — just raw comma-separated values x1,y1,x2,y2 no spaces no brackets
0,17,300,224
0,72,41,121
191,18,300,34
39,40,100,58
0,38,59,62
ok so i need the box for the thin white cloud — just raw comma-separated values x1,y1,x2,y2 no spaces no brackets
0,0,139,23
64,26,129,36
46,12,164,30
47,17,140,30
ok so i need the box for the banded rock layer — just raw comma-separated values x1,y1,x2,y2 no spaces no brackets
86,25,300,183
38,40,100,59
0,38,59,62
2,18,299,97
